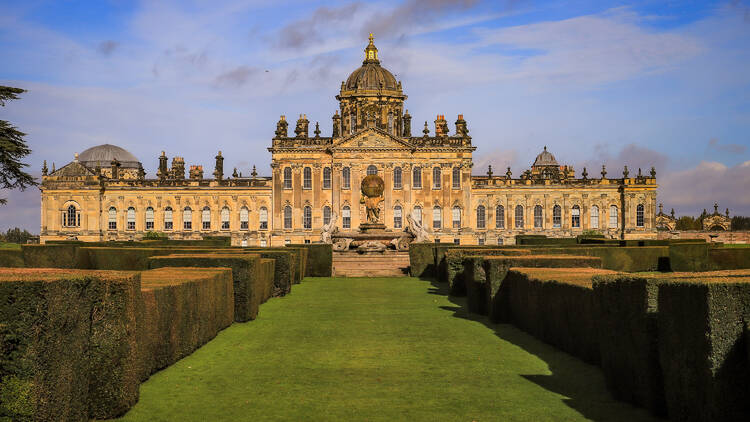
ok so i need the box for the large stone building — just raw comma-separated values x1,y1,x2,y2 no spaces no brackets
39,35,658,245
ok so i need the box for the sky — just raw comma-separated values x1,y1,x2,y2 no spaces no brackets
1,0,749,233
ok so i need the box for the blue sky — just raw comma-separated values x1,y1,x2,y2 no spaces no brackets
1,0,749,232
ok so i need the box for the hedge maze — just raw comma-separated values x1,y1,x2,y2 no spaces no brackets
0,240,332,421
411,237,750,422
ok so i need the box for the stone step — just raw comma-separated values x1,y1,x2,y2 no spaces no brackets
332,252,411,278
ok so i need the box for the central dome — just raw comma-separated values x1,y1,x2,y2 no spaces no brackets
342,34,400,93
533,146,559,167
78,144,141,168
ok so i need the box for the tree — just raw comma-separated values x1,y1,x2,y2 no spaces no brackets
732,216,750,231
0,86,36,205
0,227,35,244
675,216,701,231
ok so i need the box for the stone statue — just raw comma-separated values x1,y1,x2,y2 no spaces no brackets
321,211,338,244
360,175,385,224
406,211,430,242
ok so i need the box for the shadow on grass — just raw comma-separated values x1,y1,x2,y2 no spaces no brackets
420,276,661,422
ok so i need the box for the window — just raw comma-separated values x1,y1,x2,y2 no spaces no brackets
496,205,505,229
497,238,504,245
342,206,351,229
342,167,351,189
413,206,422,226
164,207,173,230
145,207,154,230
515,205,524,229
284,206,292,229
108,207,117,230
609,205,618,228
323,206,331,226
305,239,311,244
240,206,249,230
478,238,485,245
350,113,356,134
367,165,377,176
477,205,486,229
388,113,394,134
393,167,402,189
433,206,441,230
591,205,599,229
452,167,460,189
323,167,331,189
303,167,312,189
259,238,267,247
241,239,248,247
283,167,292,189
126,207,135,230
453,238,460,245
64,204,80,227
553,205,562,228
394,205,402,228
413,167,422,189
572,205,580,228
637,204,644,227
452,206,461,229
202,207,211,230
303,206,312,229
534,205,543,228
259,207,268,230
183,207,192,230
433,167,441,189
285,239,291,245
221,207,230,230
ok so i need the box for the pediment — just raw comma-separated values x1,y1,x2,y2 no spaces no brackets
332,128,412,150
51,161,96,177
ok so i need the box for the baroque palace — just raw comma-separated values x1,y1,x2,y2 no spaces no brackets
39,35,657,246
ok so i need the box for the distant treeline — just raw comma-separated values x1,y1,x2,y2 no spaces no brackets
0,227,36,244
674,215,750,231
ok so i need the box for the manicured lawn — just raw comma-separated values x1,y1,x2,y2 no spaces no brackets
0,242,21,249
115,277,657,421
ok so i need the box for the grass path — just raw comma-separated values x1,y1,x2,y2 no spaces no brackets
115,277,658,421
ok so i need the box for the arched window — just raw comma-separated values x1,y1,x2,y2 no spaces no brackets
221,207,230,230
323,167,331,189
433,167,441,189
283,167,292,189
342,167,351,189
571,205,581,228
145,207,154,230
534,205,543,228
284,205,292,229
394,205,402,228
452,206,461,228
367,165,378,176
452,167,461,189
303,206,312,229
323,206,331,226
127,207,136,230
342,206,351,229
64,204,80,227
388,113,394,134
164,207,173,230
259,207,267,230
477,205,486,229
433,206,442,230
202,207,211,230
108,207,117,230
413,206,422,226
637,204,645,227
183,206,192,230
303,167,312,189
240,206,249,230
393,167,402,189
591,205,599,229
609,205,618,228
413,167,422,189
496,205,505,229
515,205,524,229
553,205,562,228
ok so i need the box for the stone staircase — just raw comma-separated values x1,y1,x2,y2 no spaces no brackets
332,251,411,277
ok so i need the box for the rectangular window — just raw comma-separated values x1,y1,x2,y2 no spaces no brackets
433,208,441,230
305,239,311,244
497,238,504,245
260,238,267,247
572,207,580,228
609,206,618,228
452,167,460,189
259,208,268,230
394,207,402,229
413,168,422,189
342,207,351,229
323,167,331,189
303,167,312,189
342,167,351,189
478,238,485,245
453,238,460,245
164,209,173,231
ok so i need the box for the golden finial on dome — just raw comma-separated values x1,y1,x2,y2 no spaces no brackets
364,33,378,62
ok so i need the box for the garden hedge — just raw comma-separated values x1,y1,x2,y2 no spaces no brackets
474,255,603,324
148,254,273,322
246,247,305,285
708,247,750,270
137,268,234,380
0,268,141,421
408,243,436,278
21,244,80,268
443,248,531,296
240,250,295,296
530,246,670,272
591,274,668,416
669,243,711,272
78,247,244,271
0,249,24,267
657,278,750,422
286,243,332,277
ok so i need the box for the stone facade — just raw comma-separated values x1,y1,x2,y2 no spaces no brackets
39,36,658,245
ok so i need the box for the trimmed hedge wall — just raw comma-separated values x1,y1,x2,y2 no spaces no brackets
246,247,305,285
669,243,711,272
657,279,750,422
443,248,531,296
0,249,24,267
21,244,80,268
591,274,667,416
240,250,295,296
0,268,141,421
148,254,272,322
530,246,670,272
137,268,234,380
708,247,750,270
408,243,435,278
286,244,332,277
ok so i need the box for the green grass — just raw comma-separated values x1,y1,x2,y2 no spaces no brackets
114,277,657,422
721,243,750,248
0,242,21,249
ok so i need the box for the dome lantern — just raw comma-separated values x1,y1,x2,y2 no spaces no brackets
364,33,379,64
